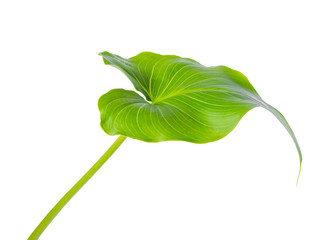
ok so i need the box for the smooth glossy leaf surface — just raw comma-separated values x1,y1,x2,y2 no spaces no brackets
98,51,302,170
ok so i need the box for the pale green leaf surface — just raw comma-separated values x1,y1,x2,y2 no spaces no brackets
98,51,302,175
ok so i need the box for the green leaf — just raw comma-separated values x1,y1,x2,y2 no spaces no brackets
98,51,302,178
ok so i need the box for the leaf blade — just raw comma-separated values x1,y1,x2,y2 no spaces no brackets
98,51,302,177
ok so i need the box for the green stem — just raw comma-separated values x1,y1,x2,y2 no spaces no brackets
28,135,127,240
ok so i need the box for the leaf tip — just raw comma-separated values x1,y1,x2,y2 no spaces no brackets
98,51,111,65
260,102,302,186
296,157,302,186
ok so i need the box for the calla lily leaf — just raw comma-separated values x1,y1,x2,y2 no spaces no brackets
29,51,304,240
98,51,302,176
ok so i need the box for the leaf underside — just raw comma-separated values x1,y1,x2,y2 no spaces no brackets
98,51,302,173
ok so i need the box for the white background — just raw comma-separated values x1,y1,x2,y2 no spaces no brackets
0,0,322,239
